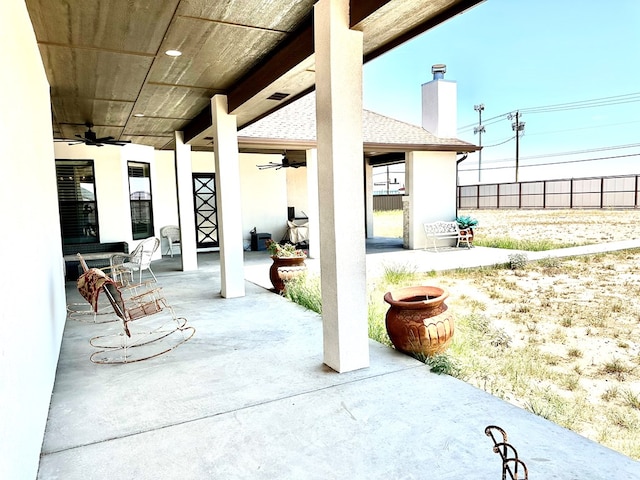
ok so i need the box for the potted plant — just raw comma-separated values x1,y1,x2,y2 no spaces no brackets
265,239,307,292
456,215,478,246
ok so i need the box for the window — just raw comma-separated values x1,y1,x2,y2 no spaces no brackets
128,162,154,240
56,160,98,244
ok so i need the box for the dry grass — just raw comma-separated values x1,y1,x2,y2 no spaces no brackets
372,208,640,460
471,208,640,246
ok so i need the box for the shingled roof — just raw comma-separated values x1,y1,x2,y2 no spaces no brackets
238,92,478,153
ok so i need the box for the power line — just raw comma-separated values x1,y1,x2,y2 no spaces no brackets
476,142,640,165
459,114,509,132
482,135,515,148
520,92,640,115
457,90,640,132
526,118,640,137
459,152,640,173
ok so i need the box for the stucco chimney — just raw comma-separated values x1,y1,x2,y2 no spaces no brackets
421,64,457,138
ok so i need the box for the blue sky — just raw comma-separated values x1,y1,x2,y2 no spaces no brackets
363,0,640,185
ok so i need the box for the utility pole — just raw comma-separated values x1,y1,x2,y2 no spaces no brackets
508,111,526,182
473,104,485,183
386,165,390,195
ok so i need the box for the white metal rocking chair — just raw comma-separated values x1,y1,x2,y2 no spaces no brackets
75,264,195,364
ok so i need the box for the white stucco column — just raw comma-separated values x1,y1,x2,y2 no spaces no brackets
174,131,198,271
305,149,320,259
315,0,369,373
211,95,245,298
405,151,458,249
364,159,374,238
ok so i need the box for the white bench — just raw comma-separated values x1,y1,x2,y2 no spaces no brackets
423,221,473,251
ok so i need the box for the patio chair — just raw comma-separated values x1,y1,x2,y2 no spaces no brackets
110,236,160,284
160,225,181,257
76,267,195,364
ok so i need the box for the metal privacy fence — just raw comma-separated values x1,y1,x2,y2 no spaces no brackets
373,194,404,211
457,174,640,210
373,174,640,211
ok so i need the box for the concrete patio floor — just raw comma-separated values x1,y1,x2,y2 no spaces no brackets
38,239,640,479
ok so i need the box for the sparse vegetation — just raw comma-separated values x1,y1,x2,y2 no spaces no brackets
283,273,322,314
508,253,529,270
475,237,571,251
382,262,417,285
284,209,640,460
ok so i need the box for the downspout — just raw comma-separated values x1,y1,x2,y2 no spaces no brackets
455,152,469,217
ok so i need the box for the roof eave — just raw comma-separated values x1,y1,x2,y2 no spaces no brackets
238,136,480,154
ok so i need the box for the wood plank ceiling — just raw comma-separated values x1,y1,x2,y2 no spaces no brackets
25,0,484,151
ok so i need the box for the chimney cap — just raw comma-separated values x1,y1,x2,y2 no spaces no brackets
431,64,446,80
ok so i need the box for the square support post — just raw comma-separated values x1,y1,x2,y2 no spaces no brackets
305,149,320,260
315,0,369,372
211,95,245,298
174,131,198,271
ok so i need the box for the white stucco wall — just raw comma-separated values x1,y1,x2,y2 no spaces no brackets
286,166,309,219
405,151,458,249
53,144,290,253
154,150,179,229
191,151,288,245
0,2,67,478
422,79,457,138
53,142,164,257
241,154,289,244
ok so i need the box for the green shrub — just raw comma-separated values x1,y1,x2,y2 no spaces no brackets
284,274,322,314
422,353,462,376
382,262,417,285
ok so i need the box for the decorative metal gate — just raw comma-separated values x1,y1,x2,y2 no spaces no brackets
193,174,219,248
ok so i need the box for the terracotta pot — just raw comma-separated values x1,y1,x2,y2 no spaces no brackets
383,286,455,356
269,256,306,292
459,228,474,246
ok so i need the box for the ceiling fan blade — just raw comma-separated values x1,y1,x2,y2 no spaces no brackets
257,162,282,170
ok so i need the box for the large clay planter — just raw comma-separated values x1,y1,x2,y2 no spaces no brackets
269,256,306,293
383,286,455,356
459,228,474,247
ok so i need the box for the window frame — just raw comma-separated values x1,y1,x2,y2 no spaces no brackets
55,159,99,245
128,161,154,240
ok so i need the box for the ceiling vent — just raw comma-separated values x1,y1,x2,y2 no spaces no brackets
267,92,290,101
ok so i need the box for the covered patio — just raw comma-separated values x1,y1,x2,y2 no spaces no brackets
38,246,640,479
5,1,636,477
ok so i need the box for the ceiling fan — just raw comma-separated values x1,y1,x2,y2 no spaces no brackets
57,122,131,147
257,154,306,170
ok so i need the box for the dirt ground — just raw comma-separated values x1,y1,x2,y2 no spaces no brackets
469,208,640,245
438,209,640,458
